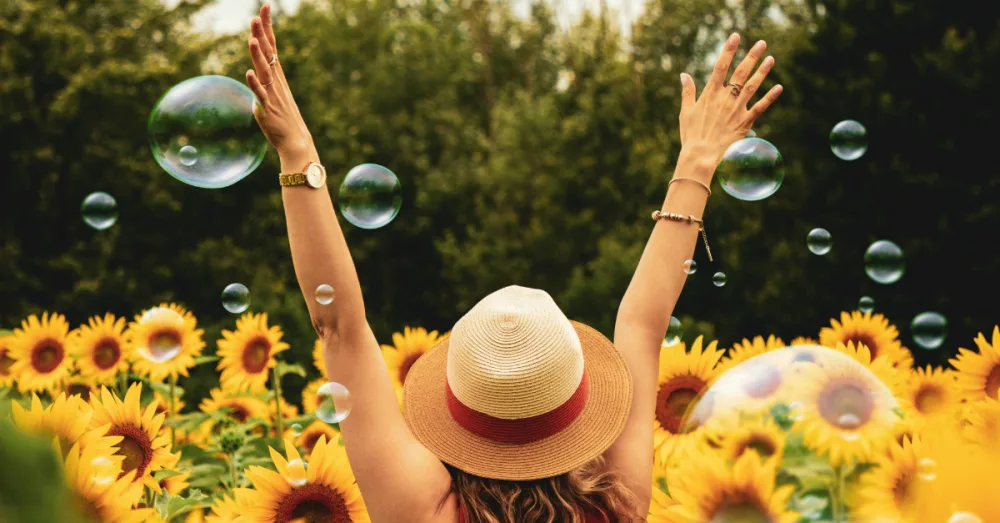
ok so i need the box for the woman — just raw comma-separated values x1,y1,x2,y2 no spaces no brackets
244,4,781,522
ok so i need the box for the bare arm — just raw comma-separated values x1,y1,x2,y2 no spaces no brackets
245,6,453,522
604,33,783,512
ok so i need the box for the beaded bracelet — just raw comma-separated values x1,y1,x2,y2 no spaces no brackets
651,210,713,262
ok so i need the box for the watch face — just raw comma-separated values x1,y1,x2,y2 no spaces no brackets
306,163,326,188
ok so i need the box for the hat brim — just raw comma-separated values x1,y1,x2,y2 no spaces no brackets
403,321,633,481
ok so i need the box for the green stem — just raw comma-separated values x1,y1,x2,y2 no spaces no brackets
272,362,284,439
229,454,238,489
833,464,847,522
169,374,177,449
118,369,128,398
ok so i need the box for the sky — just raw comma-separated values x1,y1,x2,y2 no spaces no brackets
187,0,645,34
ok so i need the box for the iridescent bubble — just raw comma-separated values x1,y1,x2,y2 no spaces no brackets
911,311,948,350
81,192,118,231
917,457,937,481
864,240,905,284
89,456,116,486
135,307,184,363
806,228,832,255
745,129,757,138
712,272,727,287
316,381,352,424
664,316,683,347
830,119,868,161
221,283,250,314
286,458,308,487
315,284,335,306
290,423,302,436
337,164,402,230
148,75,267,189
683,260,697,275
716,138,785,201
858,296,875,313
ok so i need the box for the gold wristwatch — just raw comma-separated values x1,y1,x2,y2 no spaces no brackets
279,162,327,189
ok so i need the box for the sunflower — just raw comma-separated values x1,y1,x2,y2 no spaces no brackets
11,393,119,457
709,347,799,415
8,312,73,393
854,436,928,521
200,388,271,424
962,398,1000,447
237,436,371,523
820,311,912,368
716,335,786,375
703,415,786,464
312,338,326,375
205,493,246,523
296,420,341,455
907,422,1000,521
791,350,900,466
790,336,818,346
950,326,1000,401
62,372,98,401
653,336,724,460
183,509,204,523
160,471,190,496
829,341,904,394
900,366,960,429
152,391,185,418
65,441,153,523
0,332,16,388
646,486,676,523
381,327,447,390
89,384,178,492
217,313,289,394
71,313,129,386
126,303,205,381
301,378,327,415
664,452,798,523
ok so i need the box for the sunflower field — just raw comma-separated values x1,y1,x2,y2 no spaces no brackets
1,304,999,522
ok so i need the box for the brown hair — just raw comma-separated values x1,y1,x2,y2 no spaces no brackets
448,456,640,523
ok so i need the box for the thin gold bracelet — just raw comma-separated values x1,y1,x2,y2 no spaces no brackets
651,210,713,262
668,177,712,196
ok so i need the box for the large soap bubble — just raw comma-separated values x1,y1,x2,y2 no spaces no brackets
338,163,402,229
716,137,785,201
148,75,267,189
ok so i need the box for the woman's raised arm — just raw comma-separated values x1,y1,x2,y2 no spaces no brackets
245,6,454,522
604,33,783,511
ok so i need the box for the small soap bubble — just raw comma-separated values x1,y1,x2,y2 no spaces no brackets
135,307,184,363
712,272,727,287
89,456,116,486
286,458,308,487
858,296,875,313
716,138,785,201
806,228,832,255
917,457,937,481
864,240,905,284
745,129,757,138
830,119,868,161
81,192,118,231
337,164,402,230
910,311,948,350
221,283,250,314
683,260,697,275
290,423,302,436
664,316,683,347
316,382,352,424
178,145,198,166
837,413,862,430
315,284,335,305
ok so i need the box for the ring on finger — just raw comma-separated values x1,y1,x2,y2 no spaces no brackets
261,78,274,88
267,53,278,67
727,82,743,97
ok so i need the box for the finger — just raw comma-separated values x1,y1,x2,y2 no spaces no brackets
728,40,766,89
252,17,275,63
737,55,774,106
680,73,697,112
747,84,783,122
249,37,273,87
261,3,278,52
707,33,740,90
246,70,270,105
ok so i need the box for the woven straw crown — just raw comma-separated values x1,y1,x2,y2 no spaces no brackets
446,286,585,419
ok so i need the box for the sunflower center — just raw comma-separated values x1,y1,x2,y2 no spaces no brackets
107,423,153,479
736,434,777,459
914,385,945,414
847,332,879,358
893,471,915,507
225,402,252,423
241,336,272,373
91,338,122,370
31,338,64,373
818,382,874,429
656,375,706,434
985,365,1000,400
745,365,782,399
398,353,423,386
66,383,92,401
0,349,13,376
275,483,351,523
302,431,323,453
710,502,771,523
147,330,182,361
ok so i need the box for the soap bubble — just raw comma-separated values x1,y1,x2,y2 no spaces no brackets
664,316,683,347
290,423,303,436
806,228,832,255
683,260,697,275
858,296,875,313
917,457,937,481
712,272,727,287
716,138,785,201
148,75,267,189
135,307,185,363
89,456,116,486
830,119,868,161
910,311,948,350
315,284,335,305
864,240,905,284
745,129,757,138
81,192,118,231
316,382,352,424
286,459,308,487
221,283,250,314
338,163,402,229
949,513,983,523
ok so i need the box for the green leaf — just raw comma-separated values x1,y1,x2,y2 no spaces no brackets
143,379,185,399
157,488,210,520
163,412,211,432
0,330,12,336
279,363,308,378
770,403,794,431
153,469,184,481
193,356,221,365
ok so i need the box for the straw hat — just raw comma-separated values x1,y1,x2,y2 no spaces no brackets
403,285,633,480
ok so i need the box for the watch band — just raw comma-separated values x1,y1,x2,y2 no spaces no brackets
279,173,309,187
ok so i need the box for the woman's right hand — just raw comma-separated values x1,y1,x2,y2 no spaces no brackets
245,3,314,159
677,33,783,170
